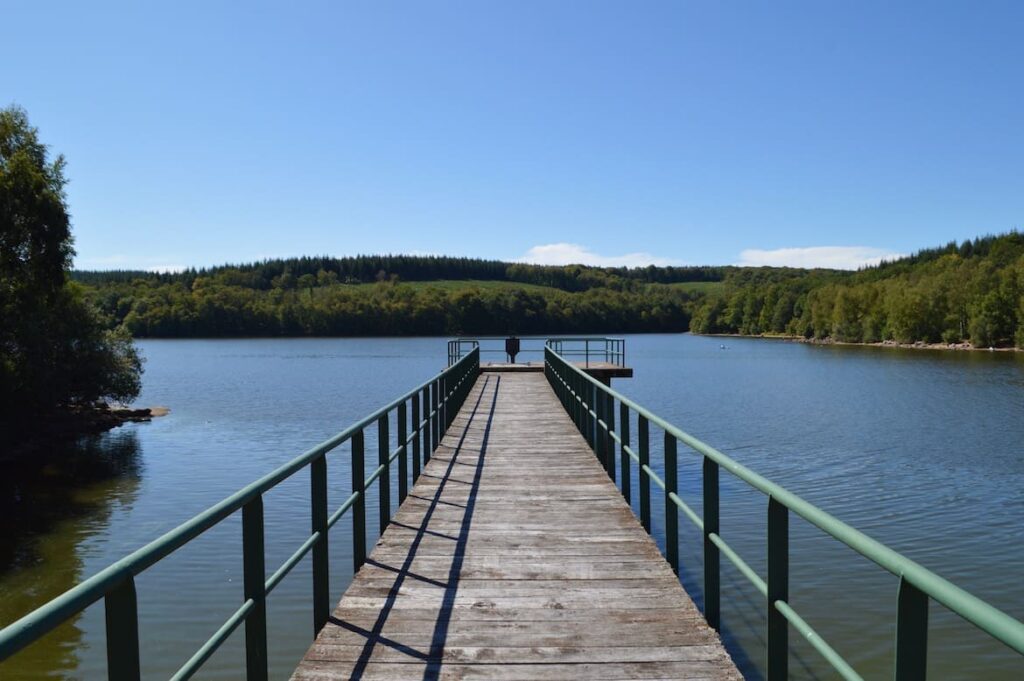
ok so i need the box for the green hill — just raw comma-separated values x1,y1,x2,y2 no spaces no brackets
690,232,1024,348
74,233,1024,347
73,257,727,337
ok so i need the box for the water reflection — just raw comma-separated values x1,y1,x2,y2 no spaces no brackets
0,429,142,680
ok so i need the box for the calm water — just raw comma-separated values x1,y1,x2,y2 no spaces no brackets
1,335,1022,680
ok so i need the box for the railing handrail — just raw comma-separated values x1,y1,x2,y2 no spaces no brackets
0,348,482,679
543,344,1024,679
448,336,625,367
448,335,625,341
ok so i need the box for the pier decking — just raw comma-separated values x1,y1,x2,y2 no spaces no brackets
291,372,739,680
481,361,633,384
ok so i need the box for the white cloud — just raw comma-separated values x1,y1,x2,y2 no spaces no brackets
520,243,682,268
74,254,188,272
736,246,905,270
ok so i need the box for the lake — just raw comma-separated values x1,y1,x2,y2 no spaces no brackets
1,335,1023,680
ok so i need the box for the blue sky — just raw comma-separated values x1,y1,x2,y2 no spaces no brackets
3,1,1021,271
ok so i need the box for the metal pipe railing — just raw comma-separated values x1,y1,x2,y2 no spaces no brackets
0,348,481,681
448,336,625,366
543,343,1024,681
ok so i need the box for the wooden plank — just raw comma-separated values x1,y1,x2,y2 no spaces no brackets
290,372,740,680
480,361,633,379
294,661,738,680
302,644,730,663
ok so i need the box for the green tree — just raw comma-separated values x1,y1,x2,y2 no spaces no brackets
1,105,142,436
969,288,1015,347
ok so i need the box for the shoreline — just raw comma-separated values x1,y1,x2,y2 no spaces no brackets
698,332,1022,353
1,405,169,463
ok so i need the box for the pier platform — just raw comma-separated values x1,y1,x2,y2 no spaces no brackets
481,361,633,384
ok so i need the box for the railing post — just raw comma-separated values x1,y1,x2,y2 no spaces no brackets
431,380,439,453
378,414,391,532
398,401,408,504
579,374,587,439
456,368,463,420
242,496,268,681
439,375,445,435
639,415,651,533
665,433,679,574
352,431,366,571
605,391,616,483
440,375,447,431
703,458,720,631
619,402,630,504
310,455,329,635
422,385,431,463
564,370,571,413
453,368,462,416
595,384,605,463
446,373,452,428
411,393,421,482
451,372,459,427
576,372,583,433
462,362,471,408
767,496,789,681
104,575,141,681
894,576,929,681
572,369,581,432
566,366,574,429
588,382,597,450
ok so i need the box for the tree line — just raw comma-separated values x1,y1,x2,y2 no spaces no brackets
72,256,731,338
690,232,1024,348
77,235,1024,347
79,273,705,337
73,256,728,293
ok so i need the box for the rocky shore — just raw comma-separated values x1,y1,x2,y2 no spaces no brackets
699,332,1021,353
796,337,1020,352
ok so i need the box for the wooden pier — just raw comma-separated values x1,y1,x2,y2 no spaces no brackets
291,371,739,680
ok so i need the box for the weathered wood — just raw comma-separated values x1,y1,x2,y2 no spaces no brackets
291,372,739,680
294,661,738,681
481,361,634,381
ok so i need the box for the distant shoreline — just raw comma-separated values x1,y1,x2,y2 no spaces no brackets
698,332,1022,353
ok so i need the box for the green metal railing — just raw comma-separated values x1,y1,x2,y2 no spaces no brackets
447,338,480,366
0,348,480,681
544,344,1024,681
447,336,624,367
546,337,625,367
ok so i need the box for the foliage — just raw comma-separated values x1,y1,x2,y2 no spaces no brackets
73,256,728,292
689,232,1024,348
76,274,706,337
72,257,730,337
1,105,143,432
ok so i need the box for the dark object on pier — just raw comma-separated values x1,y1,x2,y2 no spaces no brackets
505,335,521,363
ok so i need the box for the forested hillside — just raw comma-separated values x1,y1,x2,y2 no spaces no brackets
75,234,1024,346
73,257,726,337
690,232,1024,348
